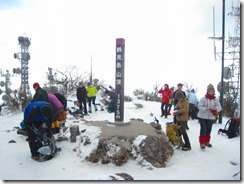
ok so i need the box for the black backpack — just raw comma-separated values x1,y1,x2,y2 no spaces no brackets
218,118,240,139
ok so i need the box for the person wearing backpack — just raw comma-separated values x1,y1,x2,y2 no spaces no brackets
22,101,57,162
197,84,222,149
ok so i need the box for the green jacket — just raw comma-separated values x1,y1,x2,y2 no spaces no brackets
86,85,97,97
175,97,189,122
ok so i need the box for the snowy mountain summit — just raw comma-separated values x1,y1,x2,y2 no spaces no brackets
0,95,240,180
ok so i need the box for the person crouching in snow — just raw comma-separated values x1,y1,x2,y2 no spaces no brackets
48,93,64,134
197,84,222,149
173,91,191,151
23,101,57,162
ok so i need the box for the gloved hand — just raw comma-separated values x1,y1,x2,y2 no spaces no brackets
173,110,178,116
174,107,179,111
210,109,217,116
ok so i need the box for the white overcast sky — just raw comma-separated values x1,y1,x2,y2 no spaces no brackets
0,0,240,97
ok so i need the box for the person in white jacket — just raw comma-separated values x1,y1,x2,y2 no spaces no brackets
197,84,222,149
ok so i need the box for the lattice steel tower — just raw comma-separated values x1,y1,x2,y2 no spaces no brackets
14,36,32,109
226,1,240,116
210,1,240,120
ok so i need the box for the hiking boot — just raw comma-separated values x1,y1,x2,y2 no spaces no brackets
205,142,212,148
32,155,52,162
31,155,40,161
38,155,53,162
182,146,191,151
175,141,184,149
200,144,205,149
88,106,92,113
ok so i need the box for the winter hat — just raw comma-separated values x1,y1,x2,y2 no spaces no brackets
175,91,184,99
33,82,40,89
40,105,53,119
79,81,83,86
207,84,215,93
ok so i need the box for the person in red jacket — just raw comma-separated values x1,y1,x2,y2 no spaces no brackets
158,84,172,118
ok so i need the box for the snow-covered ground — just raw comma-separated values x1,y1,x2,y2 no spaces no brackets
0,94,240,181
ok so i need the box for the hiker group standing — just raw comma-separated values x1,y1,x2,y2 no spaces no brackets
76,81,98,114
159,82,222,151
21,80,223,161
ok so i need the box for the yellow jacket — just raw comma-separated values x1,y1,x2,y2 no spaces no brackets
86,85,97,97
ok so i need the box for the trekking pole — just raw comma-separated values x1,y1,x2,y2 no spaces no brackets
0,128,16,132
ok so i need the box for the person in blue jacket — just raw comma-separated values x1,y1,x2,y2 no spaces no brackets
186,89,198,120
23,101,57,162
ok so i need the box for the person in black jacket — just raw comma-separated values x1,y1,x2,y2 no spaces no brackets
173,83,186,124
76,81,88,115
32,82,49,102
104,89,116,113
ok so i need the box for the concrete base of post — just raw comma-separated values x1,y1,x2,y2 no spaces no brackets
106,121,130,127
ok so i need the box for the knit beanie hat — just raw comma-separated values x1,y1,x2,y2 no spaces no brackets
175,91,184,99
79,81,83,86
33,82,40,89
207,84,215,92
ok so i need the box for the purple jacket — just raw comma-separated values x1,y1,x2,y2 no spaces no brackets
48,93,64,113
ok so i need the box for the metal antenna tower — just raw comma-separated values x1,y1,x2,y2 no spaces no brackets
13,36,32,109
209,1,240,120
4,70,11,94
0,69,11,94
226,1,240,116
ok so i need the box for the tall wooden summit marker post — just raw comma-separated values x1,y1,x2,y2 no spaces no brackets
114,38,125,123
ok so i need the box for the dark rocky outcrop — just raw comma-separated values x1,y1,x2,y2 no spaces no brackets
86,134,174,168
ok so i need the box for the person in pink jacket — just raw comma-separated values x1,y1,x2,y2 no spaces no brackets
48,93,64,113
158,84,172,118
48,93,64,134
